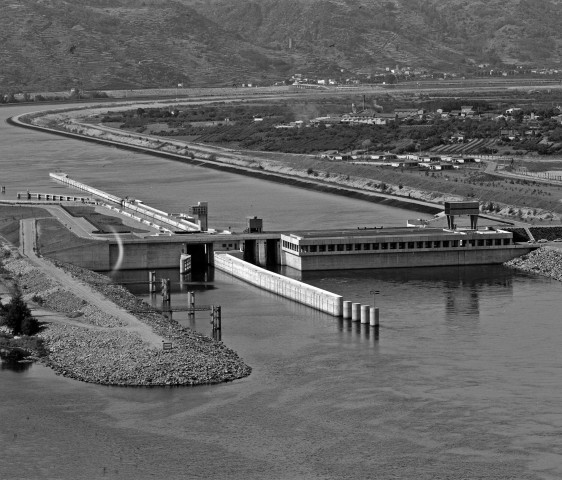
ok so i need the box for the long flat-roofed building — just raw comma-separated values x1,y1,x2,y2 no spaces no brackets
280,227,531,271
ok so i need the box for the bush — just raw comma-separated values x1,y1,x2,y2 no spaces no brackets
0,289,38,336
20,317,40,336
31,294,43,305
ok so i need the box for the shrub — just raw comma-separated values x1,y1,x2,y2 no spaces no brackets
0,289,37,336
31,294,43,306
20,317,40,336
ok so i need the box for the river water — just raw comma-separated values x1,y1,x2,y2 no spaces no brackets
1,104,562,479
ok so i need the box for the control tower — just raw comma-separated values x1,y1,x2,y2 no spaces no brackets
188,201,208,231
444,201,480,230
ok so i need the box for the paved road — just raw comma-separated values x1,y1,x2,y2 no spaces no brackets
19,218,165,348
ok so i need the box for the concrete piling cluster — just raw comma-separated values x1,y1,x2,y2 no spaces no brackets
342,300,380,328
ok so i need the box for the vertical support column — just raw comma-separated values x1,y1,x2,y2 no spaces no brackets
361,305,370,324
351,303,361,322
211,306,221,331
343,301,352,319
370,308,379,328
211,305,222,341
161,278,171,317
257,240,267,267
205,243,214,266
187,291,195,319
470,214,478,230
148,271,156,294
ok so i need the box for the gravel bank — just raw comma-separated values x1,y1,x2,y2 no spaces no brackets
504,247,562,282
0,245,251,386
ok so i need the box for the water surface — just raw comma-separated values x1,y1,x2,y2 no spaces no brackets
1,104,561,479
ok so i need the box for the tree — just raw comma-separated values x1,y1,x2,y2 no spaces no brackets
0,289,39,336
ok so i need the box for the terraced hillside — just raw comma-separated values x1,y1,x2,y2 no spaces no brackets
0,0,289,91
3,0,562,92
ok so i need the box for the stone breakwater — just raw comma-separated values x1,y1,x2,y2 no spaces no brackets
504,247,562,282
0,246,251,386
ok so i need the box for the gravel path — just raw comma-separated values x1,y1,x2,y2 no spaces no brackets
20,218,165,347
1,234,251,386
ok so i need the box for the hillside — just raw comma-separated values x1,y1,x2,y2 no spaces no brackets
2,0,562,92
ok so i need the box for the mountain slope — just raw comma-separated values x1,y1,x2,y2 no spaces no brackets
2,0,562,92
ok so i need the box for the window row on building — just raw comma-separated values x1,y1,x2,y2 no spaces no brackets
283,237,512,255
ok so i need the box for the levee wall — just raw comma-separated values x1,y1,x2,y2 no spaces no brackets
282,247,535,271
214,252,342,316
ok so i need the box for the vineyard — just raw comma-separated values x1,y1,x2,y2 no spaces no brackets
431,139,498,155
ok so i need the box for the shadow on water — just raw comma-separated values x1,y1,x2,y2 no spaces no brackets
337,318,380,342
1,359,33,372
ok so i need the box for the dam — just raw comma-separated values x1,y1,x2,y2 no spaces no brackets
38,173,535,273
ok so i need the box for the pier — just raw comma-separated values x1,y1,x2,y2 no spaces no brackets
16,191,94,203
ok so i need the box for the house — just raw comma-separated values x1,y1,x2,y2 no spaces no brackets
391,160,419,168
333,154,353,161
310,115,342,127
341,110,379,125
524,127,541,137
399,154,420,161
450,133,466,143
274,121,304,129
419,156,441,163
461,106,475,116
376,113,397,124
379,154,398,162
428,163,453,170
394,108,424,119
500,129,520,140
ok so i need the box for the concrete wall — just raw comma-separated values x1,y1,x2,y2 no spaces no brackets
214,252,342,316
282,247,535,271
44,241,112,271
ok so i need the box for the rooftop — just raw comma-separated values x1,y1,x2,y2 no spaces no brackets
285,227,506,241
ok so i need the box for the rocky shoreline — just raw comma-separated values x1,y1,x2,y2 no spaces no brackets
0,245,251,386
504,247,562,282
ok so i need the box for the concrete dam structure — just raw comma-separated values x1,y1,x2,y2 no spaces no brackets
39,173,536,273
27,174,538,316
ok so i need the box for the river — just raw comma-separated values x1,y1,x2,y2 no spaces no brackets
1,103,562,479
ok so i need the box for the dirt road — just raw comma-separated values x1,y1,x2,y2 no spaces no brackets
19,218,166,348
